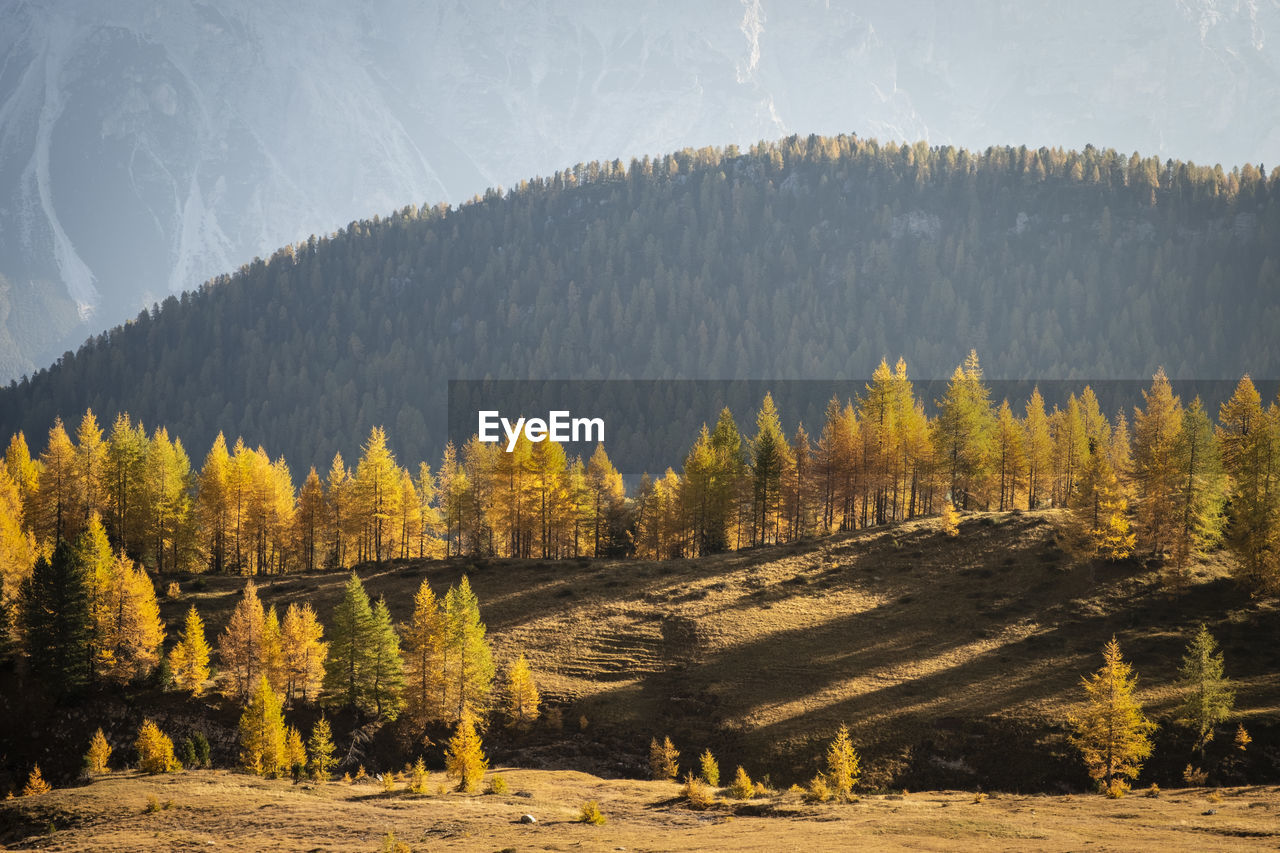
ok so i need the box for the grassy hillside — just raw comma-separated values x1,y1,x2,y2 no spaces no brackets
165,511,1279,787
3,509,1276,796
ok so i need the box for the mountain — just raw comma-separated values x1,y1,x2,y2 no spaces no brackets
1,0,1277,380
2,137,1277,474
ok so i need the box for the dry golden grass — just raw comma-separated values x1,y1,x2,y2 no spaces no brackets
3,768,1280,852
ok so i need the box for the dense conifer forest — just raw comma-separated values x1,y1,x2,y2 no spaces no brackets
2,135,1278,472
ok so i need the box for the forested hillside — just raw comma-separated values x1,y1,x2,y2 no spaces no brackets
3,135,1279,471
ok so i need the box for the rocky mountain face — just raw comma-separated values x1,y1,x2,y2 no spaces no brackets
0,0,1276,381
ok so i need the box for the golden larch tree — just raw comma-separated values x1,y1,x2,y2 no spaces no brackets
444,709,488,792
169,605,212,696
281,602,327,703
218,579,266,701
825,723,861,799
503,653,540,727
135,719,179,773
86,728,112,775
239,674,287,777
403,578,447,731
1068,637,1155,795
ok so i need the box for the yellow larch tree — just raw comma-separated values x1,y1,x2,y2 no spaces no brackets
86,728,112,775
96,552,165,683
403,578,447,732
444,709,488,793
239,674,287,777
504,653,540,727
136,719,179,773
169,605,211,696
1068,637,1155,795
281,602,328,704
218,579,266,701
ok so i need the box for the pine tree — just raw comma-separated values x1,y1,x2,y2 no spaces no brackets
698,748,720,787
20,538,91,694
648,736,679,780
281,602,327,703
825,723,861,799
503,653,540,727
324,572,375,712
169,605,211,696
86,728,112,775
1176,624,1234,751
239,675,287,777
366,597,405,720
136,719,180,774
404,579,446,731
307,716,336,781
443,575,494,722
444,710,488,793
1068,638,1155,794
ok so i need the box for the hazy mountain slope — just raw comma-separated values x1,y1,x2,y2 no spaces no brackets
0,0,1277,380
2,138,1277,474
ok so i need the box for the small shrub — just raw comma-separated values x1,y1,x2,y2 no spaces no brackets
192,733,211,769
166,581,181,599
804,773,831,803
578,714,589,732
380,771,398,793
648,736,679,781
698,749,720,787
681,773,715,810
178,738,199,769
1207,791,1223,804
487,774,509,795
972,792,988,804
145,794,162,814
1183,764,1208,786
1145,783,1160,798
941,502,960,537
355,765,368,781
380,831,411,853
1235,724,1252,752
1104,779,1129,799
727,766,754,800
341,772,352,784
22,765,51,796
408,758,429,794
578,800,606,825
